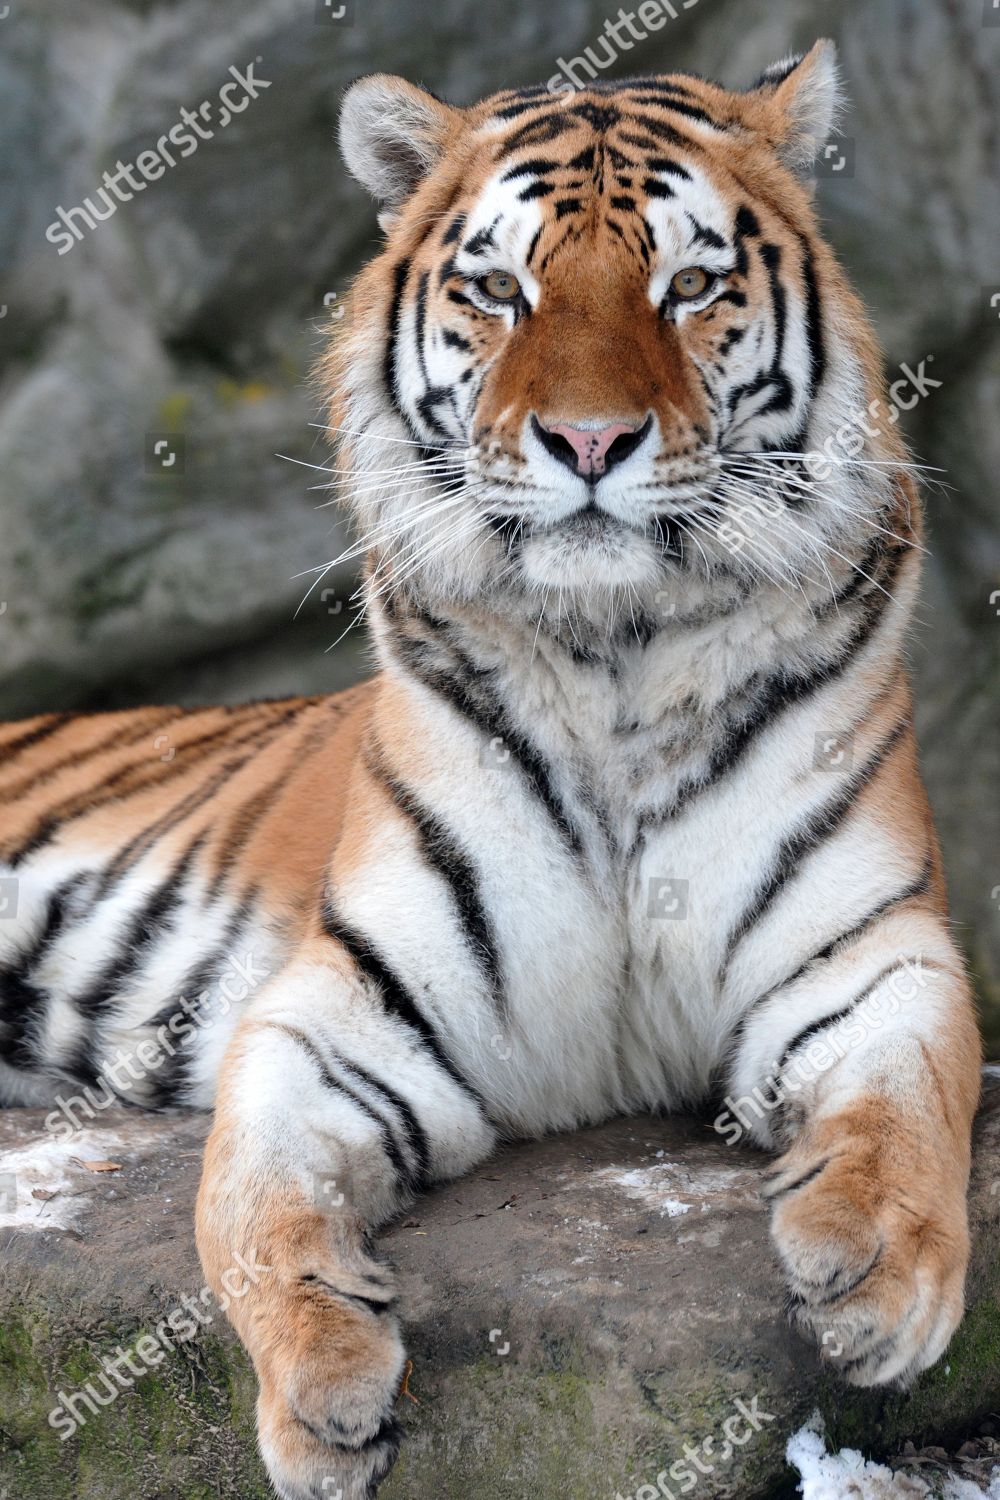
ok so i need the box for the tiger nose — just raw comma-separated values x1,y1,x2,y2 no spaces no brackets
533,416,652,478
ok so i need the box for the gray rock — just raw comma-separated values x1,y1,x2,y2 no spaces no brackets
0,0,996,1026
2,1074,1000,1498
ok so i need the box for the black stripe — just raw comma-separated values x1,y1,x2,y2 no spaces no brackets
718,718,909,983
732,204,759,277
384,258,411,417
95,762,233,899
777,853,932,1000
649,157,693,181
648,546,909,832
628,96,723,128
0,708,184,806
752,241,794,418
441,213,465,246
394,632,583,857
491,96,555,122
810,1247,884,1306
326,1045,431,1189
369,752,506,1019
301,1278,397,1316
413,269,433,384
618,77,699,99
0,713,74,764
503,112,578,153
820,537,913,620
762,1155,830,1202
145,894,257,1105
686,215,726,251
519,180,555,202
271,1025,415,1190
793,230,826,405
618,131,667,154
500,157,560,183
0,875,89,1068
839,1331,900,1379
323,905,487,1112
8,702,308,870
778,960,913,1074
622,113,699,151
410,271,456,442
568,101,621,133
207,761,303,897
4,703,281,867
463,220,499,257
77,836,204,1020
65,836,205,1082
723,852,933,1078
441,327,472,354
754,57,802,89
207,707,337,898
543,221,585,270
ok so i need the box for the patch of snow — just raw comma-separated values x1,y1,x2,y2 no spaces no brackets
597,1159,754,1217
661,1198,693,1218
604,1165,693,1215
0,1126,135,1232
787,1413,1000,1499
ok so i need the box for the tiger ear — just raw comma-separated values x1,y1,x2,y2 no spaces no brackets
339,74,460,223
752,40,844,175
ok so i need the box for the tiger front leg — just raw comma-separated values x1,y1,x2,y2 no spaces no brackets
195,946,495,1500
726,944,980,1386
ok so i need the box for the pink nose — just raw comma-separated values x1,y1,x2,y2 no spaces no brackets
541,421,639,477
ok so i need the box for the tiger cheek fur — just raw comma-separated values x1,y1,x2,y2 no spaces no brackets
0,41,982,1500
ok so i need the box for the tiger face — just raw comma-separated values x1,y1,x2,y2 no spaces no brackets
328,44,898,614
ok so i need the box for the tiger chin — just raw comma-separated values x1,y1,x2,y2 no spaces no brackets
0,40,981,1500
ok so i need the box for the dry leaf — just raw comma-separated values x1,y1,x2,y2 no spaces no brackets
32,1187,58,1201
71,1158,123,1173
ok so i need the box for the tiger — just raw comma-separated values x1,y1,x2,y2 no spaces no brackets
0,39,982,1500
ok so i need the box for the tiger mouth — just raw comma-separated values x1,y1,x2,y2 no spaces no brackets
559,501,623,535
537,499,716,541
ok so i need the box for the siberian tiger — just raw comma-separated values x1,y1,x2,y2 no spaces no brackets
0,40,982,1500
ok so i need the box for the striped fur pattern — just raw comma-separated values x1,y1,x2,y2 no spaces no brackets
0,43,981,1500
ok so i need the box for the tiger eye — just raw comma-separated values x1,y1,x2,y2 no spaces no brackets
671,266,711,299
481,270,521,301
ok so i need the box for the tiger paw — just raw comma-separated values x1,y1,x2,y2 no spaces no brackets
198,1201,407,1500
764,1116,969,1386
254,1255,406,1500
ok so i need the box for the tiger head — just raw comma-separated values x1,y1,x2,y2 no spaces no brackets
323,43,910,623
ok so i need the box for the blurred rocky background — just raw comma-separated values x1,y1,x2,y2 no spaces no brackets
0,0,997,1043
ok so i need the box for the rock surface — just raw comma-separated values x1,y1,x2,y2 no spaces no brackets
1,1072,1000,1499
0,0,997,1034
